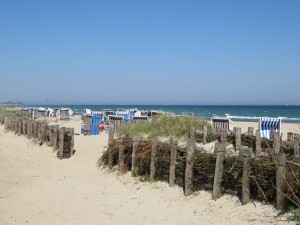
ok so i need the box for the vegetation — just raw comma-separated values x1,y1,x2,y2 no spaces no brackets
117,115,215,139
0,108,31,119
289,208,300,222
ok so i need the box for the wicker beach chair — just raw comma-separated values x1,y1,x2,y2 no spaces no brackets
259,118,281,139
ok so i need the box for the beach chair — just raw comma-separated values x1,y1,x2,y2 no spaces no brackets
259,118,281,139
211,117,233,132
108,115,124,130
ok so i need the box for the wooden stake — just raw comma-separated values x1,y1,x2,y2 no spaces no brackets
248,127,254,136
287,132,294,142
212,143,226,200
131,136,140,176
242,147,252,205
59,127,65,159
235,127,241,153
150,137,159,180
294,134,300,159
255,130,262,155
203,125,208,144
118,136,127,174
169,137,178,187
276,153,286,210
184,139,195,196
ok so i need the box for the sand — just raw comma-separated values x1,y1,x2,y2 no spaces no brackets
0,118,298,225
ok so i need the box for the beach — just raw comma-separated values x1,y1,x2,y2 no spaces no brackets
0,118,298,225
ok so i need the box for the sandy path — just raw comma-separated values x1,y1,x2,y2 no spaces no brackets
0,120,295,225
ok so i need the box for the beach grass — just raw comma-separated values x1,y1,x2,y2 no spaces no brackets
116,115,215,139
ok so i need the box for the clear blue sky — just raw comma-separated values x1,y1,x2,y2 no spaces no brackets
0,0,299,105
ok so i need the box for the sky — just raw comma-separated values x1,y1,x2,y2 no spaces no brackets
0,0,299,105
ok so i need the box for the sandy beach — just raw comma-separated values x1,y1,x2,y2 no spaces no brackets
0,118,298,225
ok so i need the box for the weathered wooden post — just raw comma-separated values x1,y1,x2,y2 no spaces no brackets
270,129,275,141
212,142,226,200
39,122,47,145
185,137,195,196
150,137,159,180
248,127,254,136
58,127,65,159
287,132,294,142
68,128,75,157
27,120,32,139
14,117,19,134
273,132,280,157
276,153,286,210
52,125,59,150
22,119,27,136
235,127,241,153
108,124,114,145
48,125,53,147
203,125,208,144
131,136,140,176
118,136,127,174
255,130,262,155
18,119,22,135
294,134,300,159
220,128,227,143
169,137,178,187
242,147,252,205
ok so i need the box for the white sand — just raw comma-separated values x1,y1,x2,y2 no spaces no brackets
0,119,297,225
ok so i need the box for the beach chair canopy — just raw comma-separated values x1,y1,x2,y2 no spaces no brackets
259,118,281,139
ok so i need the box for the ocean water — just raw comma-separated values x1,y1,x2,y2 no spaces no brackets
20,105,300,123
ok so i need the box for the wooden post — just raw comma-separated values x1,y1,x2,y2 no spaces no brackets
58,127,65,159
287,132,294,142
276,153,286,210
108,124,114,145
273,132,280,156
68,128,74,157
150,137,159,180
18,119,22,135
294,134,300,159
220,128,227,143
212,142,226,200
131,136,140,176
185,138,195,196
248,127,254,136
52,125,59,150
27,120,32,139
48,125,53,147
22,119,27,136
118,136,127,174
169,137,178,187
242,147,252,205
235,127,241,153
189,126,195,140
255,130,262,155
270,129,275,141
203,125,208,144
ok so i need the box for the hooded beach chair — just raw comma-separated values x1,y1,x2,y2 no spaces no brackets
211,116,233,131
259,118,281,139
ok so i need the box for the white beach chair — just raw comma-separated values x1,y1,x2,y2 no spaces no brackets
259,118,281,139
211,116,233,131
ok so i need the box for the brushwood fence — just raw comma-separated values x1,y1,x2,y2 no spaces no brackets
0,115,74,159
100,126,300,210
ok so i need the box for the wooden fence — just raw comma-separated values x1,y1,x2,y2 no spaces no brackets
106,126,300,210
0,115,74,159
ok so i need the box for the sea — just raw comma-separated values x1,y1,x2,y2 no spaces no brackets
10,104,300,124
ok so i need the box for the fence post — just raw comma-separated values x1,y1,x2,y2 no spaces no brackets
255,130,262,155
242,147,252,205
248,127,254,136
131,136,140,176
203,125,208,144
59,127,65,159
69,128,74,157
235,127,241,153
18,119,22,135
118,136,127,174
276,153,286,210
52,125,59,150
169,137,178,187
150,137,159,180
185,138,195,196
212,142,226,200
287,132,294,142
294,134,300,159
108,124,114,145
272,132,280,157
220,128,227,143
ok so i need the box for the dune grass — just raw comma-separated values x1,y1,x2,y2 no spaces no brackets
0,108,31,119
117,115,215,139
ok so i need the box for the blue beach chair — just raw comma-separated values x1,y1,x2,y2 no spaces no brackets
259,118,281,139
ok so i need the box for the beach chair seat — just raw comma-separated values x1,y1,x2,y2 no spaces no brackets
259,118,281,139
